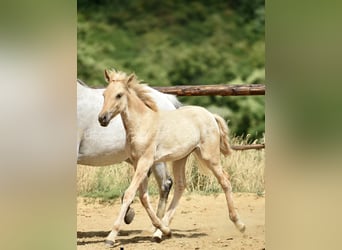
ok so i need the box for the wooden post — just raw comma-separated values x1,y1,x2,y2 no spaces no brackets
231,144,265,151
153,84,265,96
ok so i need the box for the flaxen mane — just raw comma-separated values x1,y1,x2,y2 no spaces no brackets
106,69,159,112
126,74,159,112
105,68,125,80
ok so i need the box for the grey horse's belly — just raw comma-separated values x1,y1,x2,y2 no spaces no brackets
77,134,128,166
77,150,128,166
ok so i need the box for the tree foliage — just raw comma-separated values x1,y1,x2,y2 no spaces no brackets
78,0,265,140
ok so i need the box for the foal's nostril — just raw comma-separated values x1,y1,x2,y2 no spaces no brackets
98,114,107,126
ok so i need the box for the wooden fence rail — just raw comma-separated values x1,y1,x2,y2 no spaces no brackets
231,144,265,151
153,84,265,96
154,83,265,151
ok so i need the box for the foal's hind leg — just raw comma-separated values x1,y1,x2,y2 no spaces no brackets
195,150,245,233
212,167,245,232
151,162,173,219
153,157,187,241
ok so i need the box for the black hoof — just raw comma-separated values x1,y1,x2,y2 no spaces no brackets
124,206,135,224
104,239,115,247
165,231,172,238
152,235,162,243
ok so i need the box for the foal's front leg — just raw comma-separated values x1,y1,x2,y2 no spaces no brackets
105,157,152,246
105,156,170,246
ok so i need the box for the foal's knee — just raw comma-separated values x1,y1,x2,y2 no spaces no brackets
121,191,134,204
219,174,233,193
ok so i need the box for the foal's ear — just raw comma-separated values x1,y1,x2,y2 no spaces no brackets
126,73,136,85
104,69,111,83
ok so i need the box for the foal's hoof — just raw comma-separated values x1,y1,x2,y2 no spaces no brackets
124,206,135,224
236,221,246,233
152,231,172,243
104,239,115,248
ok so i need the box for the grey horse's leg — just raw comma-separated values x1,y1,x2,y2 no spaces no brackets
151,162,173,219
153,158,187,241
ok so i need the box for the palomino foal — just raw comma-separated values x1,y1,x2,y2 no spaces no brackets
98,69,245,246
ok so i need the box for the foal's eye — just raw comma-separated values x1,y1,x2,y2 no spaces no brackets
116,93,123,99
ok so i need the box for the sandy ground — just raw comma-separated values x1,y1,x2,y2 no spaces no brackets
77,193,265,250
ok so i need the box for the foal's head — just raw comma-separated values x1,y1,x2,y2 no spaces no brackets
98,69,158,127
98,69,134,127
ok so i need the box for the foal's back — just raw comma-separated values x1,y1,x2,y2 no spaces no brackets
159,105,219,132
154,106,221,162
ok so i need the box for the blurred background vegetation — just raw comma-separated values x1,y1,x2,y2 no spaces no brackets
77,0,265,140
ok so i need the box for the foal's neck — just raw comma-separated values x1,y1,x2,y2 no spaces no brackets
120,91,156,134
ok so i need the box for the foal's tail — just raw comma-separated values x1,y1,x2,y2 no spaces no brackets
213,114,232,156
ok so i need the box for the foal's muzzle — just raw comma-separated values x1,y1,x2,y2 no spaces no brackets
98,113,111,127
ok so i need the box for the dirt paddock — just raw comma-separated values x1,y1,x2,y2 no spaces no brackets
77,193,265,250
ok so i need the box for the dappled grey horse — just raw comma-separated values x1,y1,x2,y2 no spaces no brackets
77,77,180,222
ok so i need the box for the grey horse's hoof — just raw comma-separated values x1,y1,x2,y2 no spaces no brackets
152,236,162,243
104,239,115,248
124,206,135,224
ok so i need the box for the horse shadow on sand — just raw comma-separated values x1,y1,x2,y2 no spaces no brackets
77,228,208,246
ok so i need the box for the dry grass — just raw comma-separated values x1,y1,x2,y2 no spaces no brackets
185,136,265,194
77,137,265,200
77,162,136,200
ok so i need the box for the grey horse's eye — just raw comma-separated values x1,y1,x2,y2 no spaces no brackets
116,93,123,99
